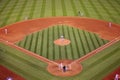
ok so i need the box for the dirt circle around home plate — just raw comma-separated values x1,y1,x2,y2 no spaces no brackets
47,60,82,77
54,38,71,46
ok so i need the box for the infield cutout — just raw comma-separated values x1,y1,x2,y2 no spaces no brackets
54,36,71,46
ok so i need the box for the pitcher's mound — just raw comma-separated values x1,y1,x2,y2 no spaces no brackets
54,39,71,46
47,60,82,77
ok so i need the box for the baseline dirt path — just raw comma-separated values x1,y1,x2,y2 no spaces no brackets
0,17,120,77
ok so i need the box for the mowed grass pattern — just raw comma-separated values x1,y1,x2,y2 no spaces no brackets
0,0,120,27
16,25,108,60
0,0,120,80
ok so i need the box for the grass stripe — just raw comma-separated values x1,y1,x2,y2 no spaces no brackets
77,29,86,56
46,27,49,59
101,39,107,44
29,0,37,18
61,0,67,16
67,26,74,59
68,26,78,59
84,31,95,52
88,0,103,19
54,0,63,16
70,0,77,16
1,0,19,26
24,35,32,50
18,38,26,48
91,34,100,48
22,36,27,48
80,30,89,54
0,0,10,15
83,30,91,53
98,0,116,22
35,31,43,55
34,32,39,53
52,26,55,60
30,33,37,52
95,35,103,46
40,31,44,56
28,33,33,51
116,0,120,7
107,0,120,15
52,0,56,16
15,0,28,22
40,0,46,17
44,0,52,17
103,39,109,44
41,29,48,57
72,27,80,58
88,32,96,50
94,34,101,46
48,26,54,60
95,35,105,46
78,0,90,17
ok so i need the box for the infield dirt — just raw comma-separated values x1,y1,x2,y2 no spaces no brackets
0,17,120,77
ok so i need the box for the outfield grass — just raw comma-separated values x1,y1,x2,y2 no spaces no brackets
0,0,120,27
16,25,108,60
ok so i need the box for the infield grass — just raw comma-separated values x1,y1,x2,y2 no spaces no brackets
16,25,109,60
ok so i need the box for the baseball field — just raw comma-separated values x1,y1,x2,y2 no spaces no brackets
0,0,120,80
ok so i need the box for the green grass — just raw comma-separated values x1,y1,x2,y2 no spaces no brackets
29,0,37,19
52,0,56,16
1,0,19,27
16,25,108,60
40,0,46,17
0,0,120,27
61,0,67,16
70,0,77,16
0,0,120,80
15,0,28,22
